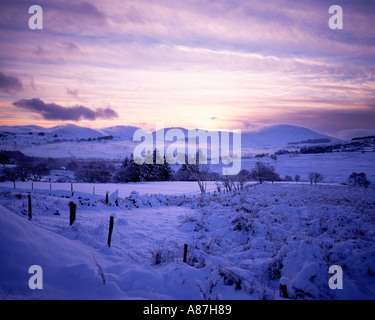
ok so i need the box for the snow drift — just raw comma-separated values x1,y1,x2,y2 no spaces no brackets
0,204,125,299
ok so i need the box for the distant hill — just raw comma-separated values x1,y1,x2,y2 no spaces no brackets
0,124,104,138
0,125,45,134
0,123,343,159
0,124,141,140
241,124,339,147
99,125,140,140
0,123,339,145
46,124,104,139
352,135,375,141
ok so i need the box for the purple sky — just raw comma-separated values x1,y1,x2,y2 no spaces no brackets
0,0,374,138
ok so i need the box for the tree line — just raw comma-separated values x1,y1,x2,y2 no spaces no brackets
0,150,371,191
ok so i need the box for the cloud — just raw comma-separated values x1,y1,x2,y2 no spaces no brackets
72,2,106,19
13,98,118,121
0,72,23,93
47,1,108,32
66,88,80,97
61,41,81,53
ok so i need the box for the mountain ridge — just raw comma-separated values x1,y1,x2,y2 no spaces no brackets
0,123,340,146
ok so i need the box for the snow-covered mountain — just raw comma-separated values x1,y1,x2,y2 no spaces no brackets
46,124,104,139
0,124,141,140
0,125,46,134
98,125,141,140
241,124,339,147
0,124,103,138
151,124,339,147
0,123,339,144
0,123,343,159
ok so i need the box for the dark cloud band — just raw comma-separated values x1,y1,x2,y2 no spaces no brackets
13,98,118,121
0,72,23,93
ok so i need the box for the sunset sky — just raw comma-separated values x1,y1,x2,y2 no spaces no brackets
0,0,374,138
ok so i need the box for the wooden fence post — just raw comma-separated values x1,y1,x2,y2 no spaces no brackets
69,201,76,226
71,183,73,192
28,194,32,220
183,244,188,263
105,192,109,204
107,216,114,247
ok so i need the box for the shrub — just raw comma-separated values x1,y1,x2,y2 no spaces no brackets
348,172,370,188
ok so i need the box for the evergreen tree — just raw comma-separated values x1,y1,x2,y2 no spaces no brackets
115,154,140,182
139,149,173,182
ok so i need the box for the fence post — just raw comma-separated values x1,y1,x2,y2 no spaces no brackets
69,201,76,226
105,192,109,204
28,194,32,220
50,183,52,191
107,216,114,247
183,244,188,263
71,183,73,192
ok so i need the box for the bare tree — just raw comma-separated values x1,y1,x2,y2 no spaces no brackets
186,162,210,194
308,172,315,185
308,172,324,185
250,161,277,184
313,172,324,185
186,150,210,194
235,169,252,190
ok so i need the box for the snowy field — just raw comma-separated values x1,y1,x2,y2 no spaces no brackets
241,152,375,184
1,182,374,300
0,181,219,198
1,140,137,160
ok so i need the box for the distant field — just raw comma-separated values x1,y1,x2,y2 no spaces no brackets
240,151,375,184
2,140,137,160
0,181,219,197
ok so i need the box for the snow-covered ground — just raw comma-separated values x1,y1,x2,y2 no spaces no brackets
1,182,374,300
240,152,375,184
4,140,137,160
0,181,219,197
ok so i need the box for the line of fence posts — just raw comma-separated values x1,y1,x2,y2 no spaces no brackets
68,202,115,248
23,195,117,248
